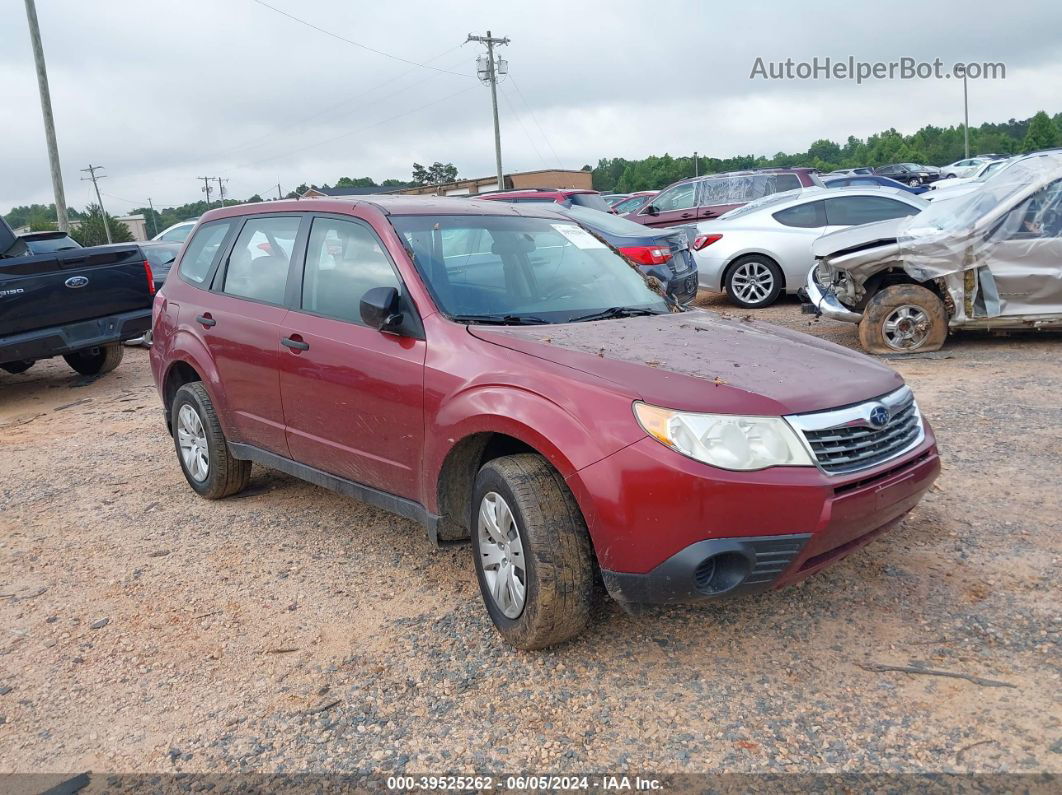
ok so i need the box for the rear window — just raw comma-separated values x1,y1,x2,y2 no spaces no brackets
22,235,81,254
178,221,233,284
567,193,612,212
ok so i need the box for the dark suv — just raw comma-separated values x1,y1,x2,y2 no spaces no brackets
623,168,824,227
150,197,940,649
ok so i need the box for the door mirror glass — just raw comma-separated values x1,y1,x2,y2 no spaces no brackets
360,286,403,331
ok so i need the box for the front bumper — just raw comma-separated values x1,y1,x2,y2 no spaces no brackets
803,270,863,323
574,429,940,606
0,308,151,364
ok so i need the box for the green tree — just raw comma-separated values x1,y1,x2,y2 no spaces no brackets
1022,111,1060,152
69,204,132,246
336,176,378,188
380,178,409,188
411,162,458,186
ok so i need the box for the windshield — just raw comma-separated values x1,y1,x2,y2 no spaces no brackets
390,214,670,323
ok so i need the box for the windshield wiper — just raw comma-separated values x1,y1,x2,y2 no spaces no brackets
566,306,666,323
449,313,550,326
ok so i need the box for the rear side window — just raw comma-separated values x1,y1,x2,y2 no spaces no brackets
824,196,919,226
699,174,802,206
221,216,300,304
567,193,612,212
179,221,233,284
773,201,827,228
301,217,401,324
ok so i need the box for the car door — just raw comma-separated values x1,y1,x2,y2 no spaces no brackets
631,181,699,227
278,213,426,498
198,213,306,456
982,179,1062,317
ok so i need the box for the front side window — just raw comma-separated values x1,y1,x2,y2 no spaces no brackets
824,196,920,226
301,217,401,323
996,179,1062,240
179,221,232,285
650,183,697,212
221,216,300,304
391,214,669,323
773,201,827,228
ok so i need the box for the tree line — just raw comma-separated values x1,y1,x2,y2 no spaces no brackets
6,111,1060,231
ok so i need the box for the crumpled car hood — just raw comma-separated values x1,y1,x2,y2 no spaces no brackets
811,217,905,259
468,309,903,416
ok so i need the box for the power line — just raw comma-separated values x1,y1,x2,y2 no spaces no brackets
498,85,548,170
508,71,563,169
252,0,473,78
197,176,214,206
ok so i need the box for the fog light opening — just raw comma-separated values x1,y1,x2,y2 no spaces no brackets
693,551,751,595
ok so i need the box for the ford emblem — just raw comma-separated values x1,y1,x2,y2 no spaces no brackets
868,405,890,429
65,275,90,289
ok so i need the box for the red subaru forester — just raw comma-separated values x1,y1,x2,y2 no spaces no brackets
149,196,940,649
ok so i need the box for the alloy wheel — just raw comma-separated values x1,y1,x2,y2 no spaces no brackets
730,261,775,305
882,304,931,350
177,404,210,481
477,491,527,619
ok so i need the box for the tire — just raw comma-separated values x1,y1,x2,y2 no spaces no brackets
471,454,594,650
908,177,922,187
858,284,948,354
171,382,250,499
63,344,124,376
724,255,784,308
1,360,35,375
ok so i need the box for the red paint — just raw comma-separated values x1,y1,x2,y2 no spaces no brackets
151,197,939,588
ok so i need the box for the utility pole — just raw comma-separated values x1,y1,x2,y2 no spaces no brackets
24,0,69,231
214,177,229,207
962,72,970,159
80,164,111,244
198,176,214,206
276,183,283,200
147,197,158,236
467,30,509,189
694,151,699,178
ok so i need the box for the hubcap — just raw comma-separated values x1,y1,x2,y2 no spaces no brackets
882,304,931,350
730,261,775,305
177,404,210,482
477,492,527,619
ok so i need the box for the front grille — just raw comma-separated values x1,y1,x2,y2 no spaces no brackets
789,387,924,475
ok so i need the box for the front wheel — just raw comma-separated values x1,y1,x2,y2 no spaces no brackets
1,360,35,375
471,454,594,650
63,344,123,376
858,284,948,354
908,177,922,187
725,255,784,308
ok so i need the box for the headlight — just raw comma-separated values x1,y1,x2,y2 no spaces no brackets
633,402,814,471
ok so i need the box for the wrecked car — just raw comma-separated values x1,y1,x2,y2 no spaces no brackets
151,196,940,649
806,152,1062,353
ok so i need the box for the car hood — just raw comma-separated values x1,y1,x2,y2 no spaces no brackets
811,217,906,258
467,309,903,416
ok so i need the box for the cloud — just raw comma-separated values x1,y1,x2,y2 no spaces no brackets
4,0,1062,211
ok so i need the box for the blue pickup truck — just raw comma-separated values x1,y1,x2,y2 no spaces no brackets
1,217,156,377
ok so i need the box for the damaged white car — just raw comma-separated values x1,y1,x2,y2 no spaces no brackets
805,152,1062,353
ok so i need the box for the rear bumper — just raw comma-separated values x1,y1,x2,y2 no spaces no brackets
574,431,940,606
0,308,151,364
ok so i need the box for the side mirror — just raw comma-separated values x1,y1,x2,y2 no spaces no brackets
360,286,403,332
644,204,659,216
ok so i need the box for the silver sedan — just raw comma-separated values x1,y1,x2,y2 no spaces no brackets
691,187,927,308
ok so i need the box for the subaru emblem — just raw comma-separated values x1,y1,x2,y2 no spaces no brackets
868,405,890,429
65,275,89,289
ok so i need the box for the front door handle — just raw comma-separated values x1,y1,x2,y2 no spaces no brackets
281,336,310,352
196,314,216,327
680,212,693,218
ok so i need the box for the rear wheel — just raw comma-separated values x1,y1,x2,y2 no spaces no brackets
1,360,35,375
471,454,593,650
171,382,250,498
725,255,784,308
63,344,123,376
907,177,922,187
858,284,948,354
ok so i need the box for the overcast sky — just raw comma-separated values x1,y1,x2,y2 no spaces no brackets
3,0,1062,213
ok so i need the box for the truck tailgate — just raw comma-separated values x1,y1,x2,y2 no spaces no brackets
0,246,153,337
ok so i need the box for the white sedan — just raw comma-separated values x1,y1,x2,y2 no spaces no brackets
926,157,1015,200
940,157,994,179
691,187,927,308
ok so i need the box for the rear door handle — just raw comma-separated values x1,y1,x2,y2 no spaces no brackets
282,336,310,351
196,314,216,327
680,212,693,218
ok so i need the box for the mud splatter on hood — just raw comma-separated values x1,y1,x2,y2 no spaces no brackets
468,309,904,415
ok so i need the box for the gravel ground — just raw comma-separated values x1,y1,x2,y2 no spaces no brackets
0,296,1059,777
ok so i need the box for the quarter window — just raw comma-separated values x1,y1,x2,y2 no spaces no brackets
178,221,232,285
221,216,300,304
824,196,919,226
301,217,401,324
